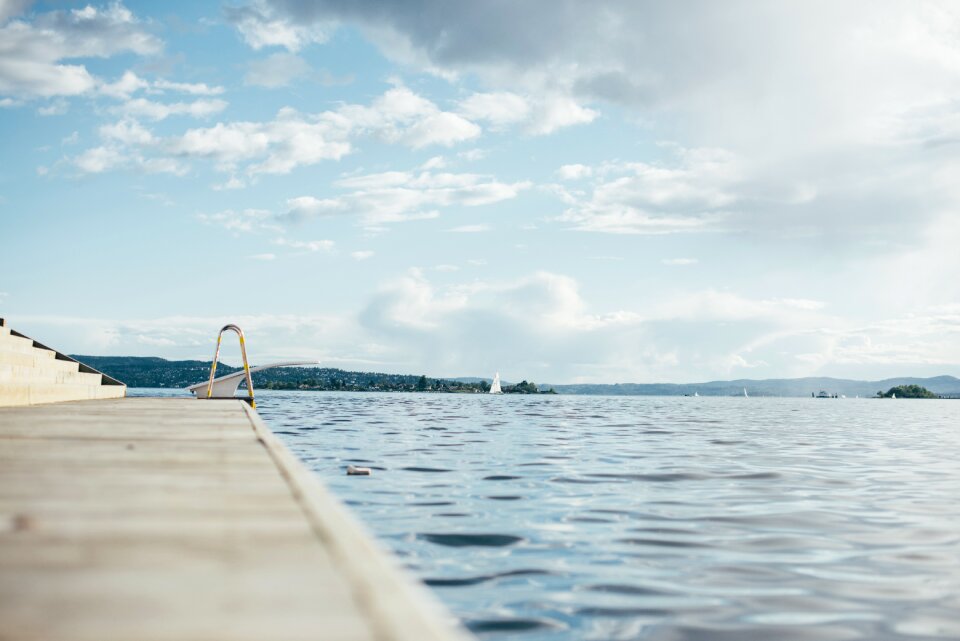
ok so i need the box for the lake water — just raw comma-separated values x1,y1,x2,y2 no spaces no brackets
136,390,960,640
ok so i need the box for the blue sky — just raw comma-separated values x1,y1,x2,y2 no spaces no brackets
2,0,960,383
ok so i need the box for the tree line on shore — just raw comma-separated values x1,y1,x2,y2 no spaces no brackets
70,356,555,393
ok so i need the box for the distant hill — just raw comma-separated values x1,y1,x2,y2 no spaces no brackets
546,375,960,397
71,356,960,397
72,356,487,393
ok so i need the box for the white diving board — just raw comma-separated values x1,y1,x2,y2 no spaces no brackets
186,361,319,398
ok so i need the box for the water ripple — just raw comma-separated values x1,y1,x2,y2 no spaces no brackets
256,392,960,641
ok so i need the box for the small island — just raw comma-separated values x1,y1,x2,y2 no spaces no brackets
877,385,938,399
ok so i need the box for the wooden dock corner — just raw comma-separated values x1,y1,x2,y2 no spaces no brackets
0,398,471,641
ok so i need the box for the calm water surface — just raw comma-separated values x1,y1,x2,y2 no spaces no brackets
141,390,960,640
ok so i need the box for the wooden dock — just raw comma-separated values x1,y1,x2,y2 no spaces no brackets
0,398,469,641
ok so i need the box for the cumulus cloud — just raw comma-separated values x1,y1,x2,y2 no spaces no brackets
283,169,528,227
236,1,960,247
99,119,154,145
354,270,862,382
553,146,743,234
17,276,923,382
340,86,480,148
71,86,482,178
169,108,351,175
556,163,592,180
225,0,329,52
457,91,596,135
72,145,126,174
151,79,224,96
114,97,227,121
0,2,161,99
99,71,225,100
457,91,530,127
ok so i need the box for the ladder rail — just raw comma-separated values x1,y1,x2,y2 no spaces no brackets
206,324,256,408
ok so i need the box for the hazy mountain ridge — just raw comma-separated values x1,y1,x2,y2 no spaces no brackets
546,375,960,397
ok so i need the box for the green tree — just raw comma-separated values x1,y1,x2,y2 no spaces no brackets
882,385,937,398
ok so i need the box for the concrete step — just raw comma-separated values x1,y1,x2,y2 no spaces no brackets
0,382,125,406
0,364,104,386
0,333,56,359
0,350,80,372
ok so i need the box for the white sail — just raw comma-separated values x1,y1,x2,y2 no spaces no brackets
489,372,502,394
743,387,748,397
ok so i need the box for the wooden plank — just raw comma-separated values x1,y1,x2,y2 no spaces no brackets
0,398,469,641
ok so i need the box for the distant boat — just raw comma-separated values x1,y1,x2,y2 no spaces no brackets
489,372,502,394
892,392,896,399
743,387,748,397
694,391,699,397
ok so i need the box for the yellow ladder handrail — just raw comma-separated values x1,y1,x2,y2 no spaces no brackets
205,324,256,408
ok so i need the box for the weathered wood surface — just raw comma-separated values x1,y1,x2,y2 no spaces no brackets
0,398,467,641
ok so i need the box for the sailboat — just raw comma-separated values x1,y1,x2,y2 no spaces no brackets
693,391,699,397
489,372,502,394
743,387,749,398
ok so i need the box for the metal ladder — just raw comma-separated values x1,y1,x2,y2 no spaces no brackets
205,324,256,408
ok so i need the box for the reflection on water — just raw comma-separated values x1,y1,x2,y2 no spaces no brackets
249,392,960,640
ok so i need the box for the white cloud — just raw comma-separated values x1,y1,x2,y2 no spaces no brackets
168,109,352,175
340,86,480,148
151,79,224,96
458,91,530,127
527,94,598,134
99,72,224,99
244,2,960,251
72,146,126,173
420,155,446,170
100,120,154,145
115,97,228,121
351,250,374,260
554,146,743,234
250,253,276,261
662,258,698,266
225,0,329,52
99,70,149,98
283,170,529,227
457,91,596,135
556,163,592,180
67,86,482,180
244,52,311,88
0,2,161,99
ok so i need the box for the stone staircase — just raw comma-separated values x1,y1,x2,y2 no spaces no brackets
0,318,125,407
